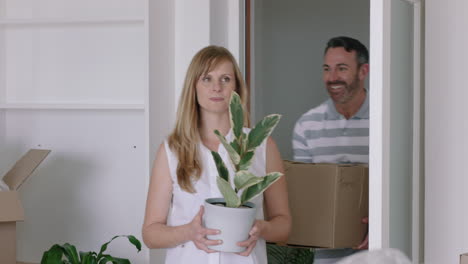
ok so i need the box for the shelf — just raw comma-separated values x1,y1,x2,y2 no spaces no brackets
0,103,146,110
0,18,145,26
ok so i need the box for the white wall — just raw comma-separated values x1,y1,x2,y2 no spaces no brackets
11,110,147,263
0,1,149,262
425,0,468,263
252,0,370,160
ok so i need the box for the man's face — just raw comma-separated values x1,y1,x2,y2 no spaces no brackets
322,47,366,105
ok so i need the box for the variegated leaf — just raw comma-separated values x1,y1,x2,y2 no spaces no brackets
247,114,281,151
229,91,244,139
214,130,240,165
217,177,241,208
239,151,255,171
230,140,241,154
234,170,263,191
211,151,229,182
240,172,283,204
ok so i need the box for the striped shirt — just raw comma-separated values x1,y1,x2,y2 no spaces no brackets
292,92,369,164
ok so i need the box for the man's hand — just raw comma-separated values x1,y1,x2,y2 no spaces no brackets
354,217,369,250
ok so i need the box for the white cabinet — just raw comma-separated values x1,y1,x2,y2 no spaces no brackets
0,0,146,109
0,0,149,263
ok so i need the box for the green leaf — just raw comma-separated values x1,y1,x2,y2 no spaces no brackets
98,255,114,264
217,176,241,208
240,172,283,204
126,235,142,252
62,243,80,264
211,151,229,182
246,114,281,151
214,130,240,165
98,235,142,260
234,170,263,191
99,254,131,264
267,243,314,264
98,235,119,258
111,257,131,264
41,244,65,264
230,140,241,154
238,151,255,171
229,91,244,139
80,251,98,264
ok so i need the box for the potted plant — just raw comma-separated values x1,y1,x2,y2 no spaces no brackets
203,91,283,253
40,235,141,264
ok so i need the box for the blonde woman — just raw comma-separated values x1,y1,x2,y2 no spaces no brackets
142,45,291,264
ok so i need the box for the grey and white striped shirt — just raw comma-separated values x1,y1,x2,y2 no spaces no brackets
292,93,369,164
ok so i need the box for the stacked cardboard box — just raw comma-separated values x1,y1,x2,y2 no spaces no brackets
0,149,50,264
283,160,368,249
461,253,468,264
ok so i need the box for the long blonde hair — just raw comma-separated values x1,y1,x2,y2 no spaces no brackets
168,45,250,193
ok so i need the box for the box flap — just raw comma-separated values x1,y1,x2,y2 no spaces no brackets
0,191,24,222
3,149,51,190
461,253,468,264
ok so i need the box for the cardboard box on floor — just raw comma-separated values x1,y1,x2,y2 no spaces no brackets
0,149,51,264
461,253,468,264
283,160,368,249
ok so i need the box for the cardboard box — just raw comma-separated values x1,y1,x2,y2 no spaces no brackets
461,253,468,264
283,160,368,249
0,149,51,264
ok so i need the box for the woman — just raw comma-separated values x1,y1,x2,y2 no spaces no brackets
142,45,291,264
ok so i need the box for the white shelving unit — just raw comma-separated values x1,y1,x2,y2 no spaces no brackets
0,103,145,110
0,0,146,108
0,18,144,25
0,0,149,263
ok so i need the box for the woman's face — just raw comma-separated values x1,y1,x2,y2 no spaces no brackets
196,60,236,115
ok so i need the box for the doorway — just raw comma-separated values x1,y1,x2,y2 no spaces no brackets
247,0,422,261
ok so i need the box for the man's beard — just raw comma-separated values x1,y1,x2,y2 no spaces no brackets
327,75,360,105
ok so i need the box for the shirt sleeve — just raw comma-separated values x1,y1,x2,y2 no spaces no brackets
292,119,313,163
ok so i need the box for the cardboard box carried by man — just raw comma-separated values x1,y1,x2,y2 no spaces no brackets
0,149,51,264
282,160,368,249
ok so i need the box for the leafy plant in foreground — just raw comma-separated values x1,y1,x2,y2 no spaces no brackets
41,235,141,264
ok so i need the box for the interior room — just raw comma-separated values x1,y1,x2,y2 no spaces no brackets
0,0,467,263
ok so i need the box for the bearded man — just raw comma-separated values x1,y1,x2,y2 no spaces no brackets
293,36,369,164
292,36,369,263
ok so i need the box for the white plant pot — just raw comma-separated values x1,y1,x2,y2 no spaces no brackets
203,198,257,253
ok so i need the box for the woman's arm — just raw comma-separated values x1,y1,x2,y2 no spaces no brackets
237,137,292,256
259,137,292,242
142,143,220,251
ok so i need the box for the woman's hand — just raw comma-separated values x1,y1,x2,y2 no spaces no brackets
236,220,264,256
189,206,222,253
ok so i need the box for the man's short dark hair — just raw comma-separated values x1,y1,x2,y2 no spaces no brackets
325,36,369,65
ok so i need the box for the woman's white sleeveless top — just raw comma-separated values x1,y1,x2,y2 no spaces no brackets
163,129,268,264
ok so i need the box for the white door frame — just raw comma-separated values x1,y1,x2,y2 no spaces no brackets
369,0,423,262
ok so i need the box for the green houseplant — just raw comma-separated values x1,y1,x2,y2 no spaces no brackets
40,235,141,264
203,91,283,252
210,91,283,208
